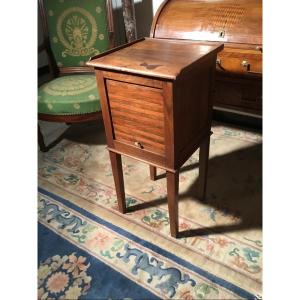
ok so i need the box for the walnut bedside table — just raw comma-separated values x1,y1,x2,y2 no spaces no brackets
87,38,223,238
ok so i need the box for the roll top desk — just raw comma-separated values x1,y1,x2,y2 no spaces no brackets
151,0,262,116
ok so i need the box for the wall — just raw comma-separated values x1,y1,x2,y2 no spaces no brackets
134,0,153,38
152,0,164,16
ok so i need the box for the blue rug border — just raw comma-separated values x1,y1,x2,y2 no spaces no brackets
38,222,160,300
38,187,256,299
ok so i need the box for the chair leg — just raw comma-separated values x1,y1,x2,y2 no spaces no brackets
149,165,157,181
199,135,210,201
38,124,47,152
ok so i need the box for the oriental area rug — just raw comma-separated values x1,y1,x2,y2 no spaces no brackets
38,121,262,299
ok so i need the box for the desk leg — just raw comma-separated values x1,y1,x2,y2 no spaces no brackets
149,165,157,181
167,170,179,238
199,135,210,201
109,151,126,213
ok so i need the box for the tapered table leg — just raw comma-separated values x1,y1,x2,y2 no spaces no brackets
166,170,179,238
149,165,157,181
109,151,126,213
199,135,210,201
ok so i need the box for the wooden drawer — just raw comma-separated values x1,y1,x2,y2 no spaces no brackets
214,75,262,114
106,79,165,155
216,48,262,75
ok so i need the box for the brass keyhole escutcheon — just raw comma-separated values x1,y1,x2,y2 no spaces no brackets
219,30,225,38
134,141,143,149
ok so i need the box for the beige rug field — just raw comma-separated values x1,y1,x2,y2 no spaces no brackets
38,120,262,299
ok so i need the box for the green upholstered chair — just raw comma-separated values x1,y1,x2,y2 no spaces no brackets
38,0,114,151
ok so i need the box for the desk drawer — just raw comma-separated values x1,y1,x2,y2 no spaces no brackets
106,79,165,155
216,48,262,75
214,75,262,113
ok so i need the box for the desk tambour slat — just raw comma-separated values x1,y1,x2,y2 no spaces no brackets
87,38,223,238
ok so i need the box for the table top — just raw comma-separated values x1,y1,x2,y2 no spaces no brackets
87,38,223,80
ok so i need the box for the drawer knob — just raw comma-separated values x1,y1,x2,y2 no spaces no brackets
134,141,143,149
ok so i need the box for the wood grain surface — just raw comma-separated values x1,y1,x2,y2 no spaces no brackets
151,0,262,45
149,0,262,116
87,38,223,80
90,38,223,237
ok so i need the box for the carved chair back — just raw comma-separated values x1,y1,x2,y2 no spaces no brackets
39,0,114,76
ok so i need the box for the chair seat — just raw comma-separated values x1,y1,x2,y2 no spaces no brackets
38,74,100,115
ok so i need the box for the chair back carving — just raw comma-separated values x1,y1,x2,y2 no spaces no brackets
39,0,114,75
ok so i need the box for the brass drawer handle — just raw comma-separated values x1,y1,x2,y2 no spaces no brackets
134,141,143,149
241,60,250,67
256,46,263,53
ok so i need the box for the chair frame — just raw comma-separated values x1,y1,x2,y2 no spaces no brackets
38,0,115,151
